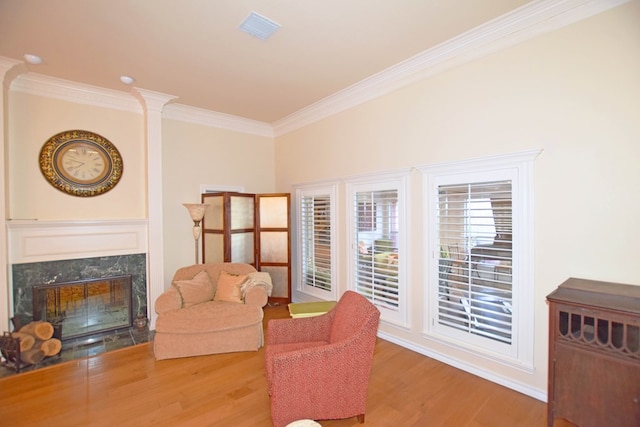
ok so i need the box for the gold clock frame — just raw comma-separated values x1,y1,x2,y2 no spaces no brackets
39,130,123,197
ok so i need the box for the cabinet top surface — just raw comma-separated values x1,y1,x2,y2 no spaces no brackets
547,277,640,314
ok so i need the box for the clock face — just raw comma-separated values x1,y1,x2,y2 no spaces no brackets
40,130,123,197
57,142,110,183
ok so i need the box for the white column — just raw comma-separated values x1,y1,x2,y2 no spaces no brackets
132,88,176,329
0,57,25,333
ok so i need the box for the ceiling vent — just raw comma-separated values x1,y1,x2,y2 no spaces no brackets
239,11,281,40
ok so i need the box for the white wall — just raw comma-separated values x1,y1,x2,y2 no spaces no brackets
274,2,640,399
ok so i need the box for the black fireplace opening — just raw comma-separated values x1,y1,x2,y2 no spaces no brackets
32,275,133,341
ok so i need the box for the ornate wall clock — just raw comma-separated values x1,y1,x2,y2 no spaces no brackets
39,130,123,197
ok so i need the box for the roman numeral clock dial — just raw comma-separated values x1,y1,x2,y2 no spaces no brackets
39,130,123,197
62,146,106,181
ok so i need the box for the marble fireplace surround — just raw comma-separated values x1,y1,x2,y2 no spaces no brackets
6,220,148,334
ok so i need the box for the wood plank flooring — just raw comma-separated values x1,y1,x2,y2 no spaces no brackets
0,305,548,426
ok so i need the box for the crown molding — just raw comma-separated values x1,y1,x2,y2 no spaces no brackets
10,72,143,114
163,103,274,138
7,71,273,137
272,0,629,136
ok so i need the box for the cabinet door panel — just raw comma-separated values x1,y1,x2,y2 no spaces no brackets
554,343,640,427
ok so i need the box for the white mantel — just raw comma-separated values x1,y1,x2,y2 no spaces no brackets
7,219,148,264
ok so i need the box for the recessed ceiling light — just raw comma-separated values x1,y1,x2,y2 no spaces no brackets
120,75,135,85
24,53,42,65
239,11,281,40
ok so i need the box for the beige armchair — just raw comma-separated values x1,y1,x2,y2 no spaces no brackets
154,263,270,360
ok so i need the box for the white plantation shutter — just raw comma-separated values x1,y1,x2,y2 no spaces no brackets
423,150,539,367
301,195,331,291
354,189,400,311
437,180,513,344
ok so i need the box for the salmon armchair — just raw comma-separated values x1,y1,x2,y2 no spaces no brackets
265,291,380,427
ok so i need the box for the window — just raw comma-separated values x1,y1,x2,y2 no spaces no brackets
346,170,409,326
422,150,539,367
437,181,513,344
296,185,337,300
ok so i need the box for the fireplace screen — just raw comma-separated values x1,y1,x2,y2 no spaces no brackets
32,275,133,340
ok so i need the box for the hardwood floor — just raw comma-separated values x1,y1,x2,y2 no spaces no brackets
0,305,547,426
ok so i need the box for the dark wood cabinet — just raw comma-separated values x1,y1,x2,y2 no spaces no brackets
546,278,640,427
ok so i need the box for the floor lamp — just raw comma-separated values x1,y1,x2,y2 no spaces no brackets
183,203,208,264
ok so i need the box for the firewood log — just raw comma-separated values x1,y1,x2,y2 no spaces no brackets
19,321,54,340
20,348,45,365
35,338,62,356
10,332,35,351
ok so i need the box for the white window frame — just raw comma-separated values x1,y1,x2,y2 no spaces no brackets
345,169,410,327
420,150,540,369
294,183,338,301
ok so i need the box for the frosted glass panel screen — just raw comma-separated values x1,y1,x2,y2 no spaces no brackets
260,231,288,263
261,266,289,299
259,196,288,228
231,196,254,230
203,233,224,263
203,195,224,230
231,232,255,263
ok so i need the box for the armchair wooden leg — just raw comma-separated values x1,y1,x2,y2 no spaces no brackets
357,414,365,423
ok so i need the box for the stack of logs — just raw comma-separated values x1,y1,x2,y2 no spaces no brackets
2,320,62,368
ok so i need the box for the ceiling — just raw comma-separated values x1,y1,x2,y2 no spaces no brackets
1,1,538,124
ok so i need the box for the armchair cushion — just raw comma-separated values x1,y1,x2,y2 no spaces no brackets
172,270,215,308
214,270,248,303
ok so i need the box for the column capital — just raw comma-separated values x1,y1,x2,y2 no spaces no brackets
131,88,177,114
0,57,26,87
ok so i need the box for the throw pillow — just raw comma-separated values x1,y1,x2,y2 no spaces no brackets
172,270,215,308
214,270,248,303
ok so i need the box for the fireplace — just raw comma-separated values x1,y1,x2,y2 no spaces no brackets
6,219,150,336
1,220,151,376
11,254,147,329
32,275,133,341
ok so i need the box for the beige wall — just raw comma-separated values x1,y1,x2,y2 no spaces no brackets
161,118,275,282
4,88,277,327
274,2,640,398
7,91,145,220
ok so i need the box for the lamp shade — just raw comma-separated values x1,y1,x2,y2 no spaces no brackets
183,203,207,222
